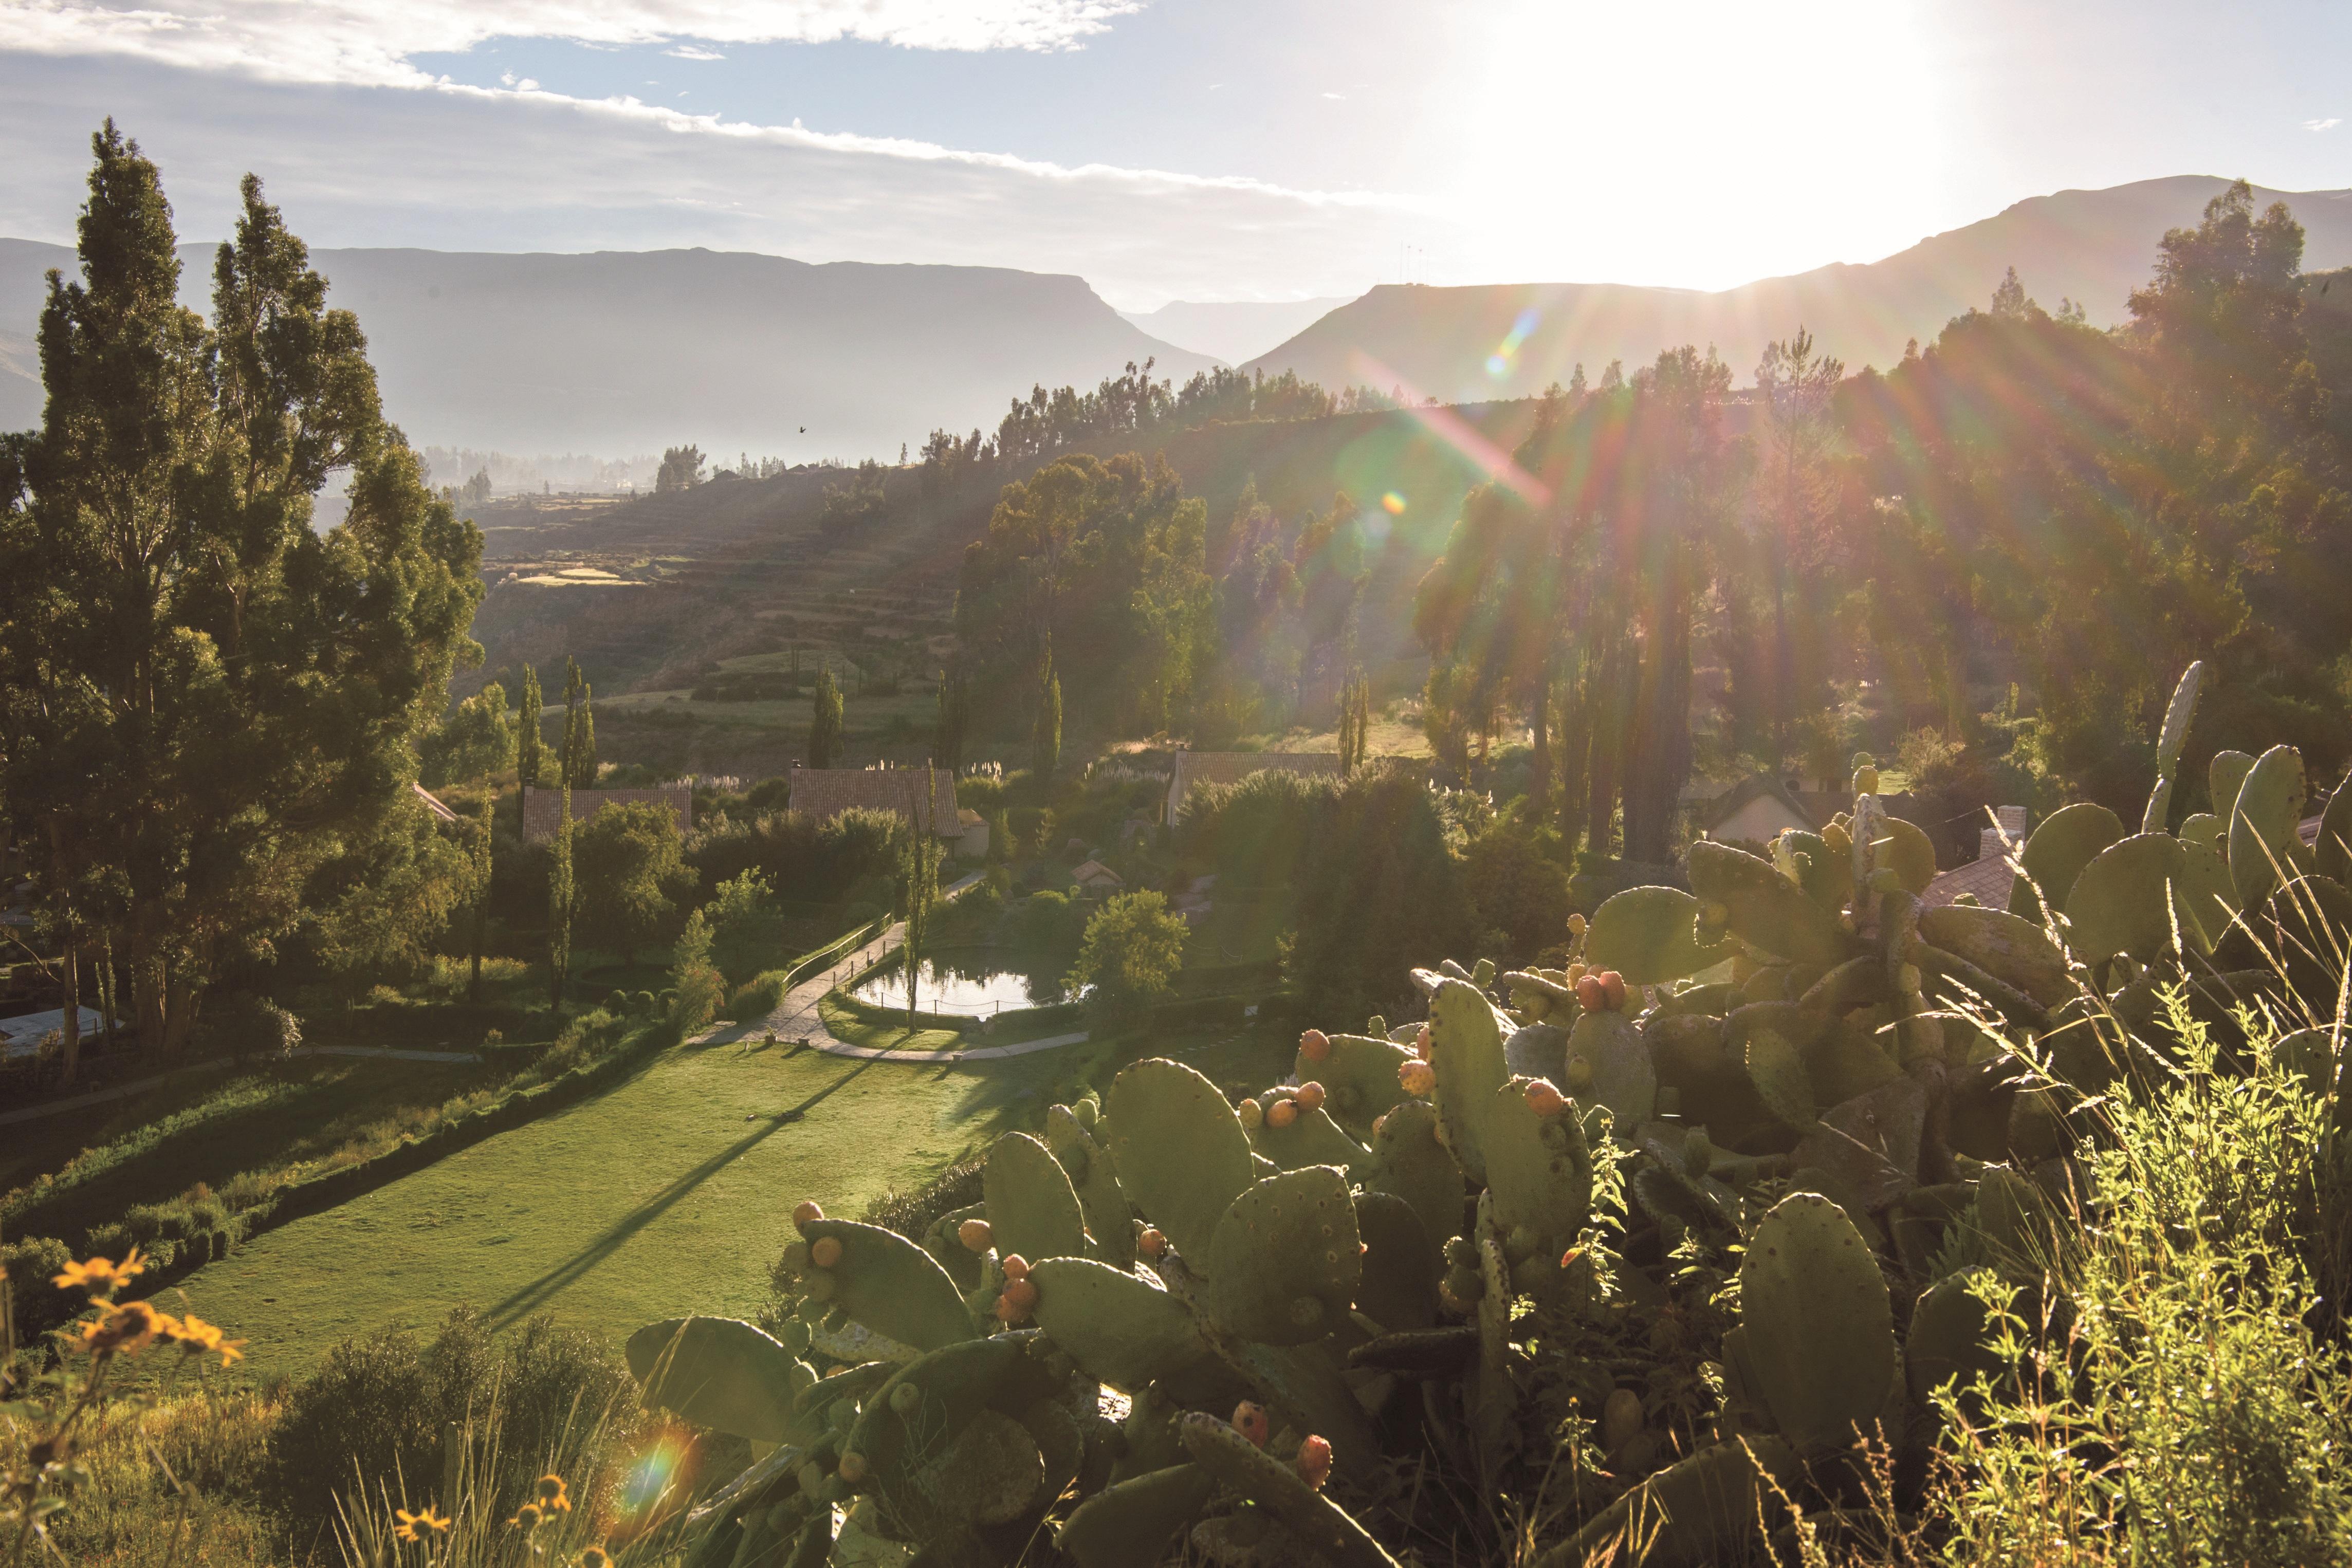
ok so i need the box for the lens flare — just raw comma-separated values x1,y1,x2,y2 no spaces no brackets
1381,491,1407,514
1485,308,1542,379
610,1428,695,1532
1347,352,1553,506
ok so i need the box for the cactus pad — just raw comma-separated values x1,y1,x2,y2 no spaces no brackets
1175,1414,1402,1568
1203,1166,1363,1345
1027,1257,1211,1391
1586,885,1733,985
1107,1059,1258,1263
1366,1099,1464,1258
625,1316,804,1443
1877,816,1939,895
1502,1020,1568,1083
1687,840,1848,965
986,1131,1092,1263
2229,744,2310,912
1427,977,1513,1185
797,1220,978,1353
1056,1464,1214,1568
1905,1268,2012,1411
1248,1100,1373,1176
1737,1193,1895,1453
1295,1033,1412,1137
2209,750,2256,825
1482,1078,1593,1257
2008,801,2124,919
2064,833,2189,965
2316,773,2352,887
1790,1076,1927,1212
1918,903,2074,1007
1565,1009,1657,1129
1351,1190,1439,1332
1731,1005,1824,1130
1551,1436,1799,1568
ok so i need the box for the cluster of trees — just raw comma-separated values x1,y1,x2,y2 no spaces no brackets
951,456,1375,757
917,362,1397,496
0,126,485,1074
1417,183,2352,859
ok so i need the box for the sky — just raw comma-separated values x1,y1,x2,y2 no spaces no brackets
2,1,2350,309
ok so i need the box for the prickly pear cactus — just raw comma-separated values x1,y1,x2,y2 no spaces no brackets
1423,976,1512,1184
2228,743,2311,912
1203,1165,1363,1346
1737,1193,1895,1454
1585,884,1732,985
1688,840,1848,965
985,1131,1092,1264
1106,1058,1256,1263
2009,801,2125,920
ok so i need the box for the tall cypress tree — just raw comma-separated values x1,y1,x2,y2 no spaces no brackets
1033,644,1062,781
517,663,544,790
572,682,597,786
468,789,493,1002
548,783,574,1011
810,668,844,769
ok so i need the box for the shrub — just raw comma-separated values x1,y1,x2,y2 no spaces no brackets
726,970,789,1023
668,909,726,1035
631,989,656,1015
1,1234,75,1339
1067,891,1189,1024
203,992,302,1063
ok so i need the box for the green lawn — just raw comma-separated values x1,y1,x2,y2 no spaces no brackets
815,996,964,1054
3,1056,500,1246
163,1026,1080,1374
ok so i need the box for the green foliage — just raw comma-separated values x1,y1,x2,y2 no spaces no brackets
305,785,474,997
1463,811,1573,962
667,907,725,1035
808,667,843,769
547,785,574,1009
573,800,691,962
707,868,779,983
202,992,303,1063
1285,768,1477,1020
0,128,483,1050
654,444,704,493
558,656,598,788
517,663,546,788
1068,890,1189,1023
423,680,516,786
1034,647,1063,780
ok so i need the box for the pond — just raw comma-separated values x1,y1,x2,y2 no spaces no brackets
850,951,1075,1016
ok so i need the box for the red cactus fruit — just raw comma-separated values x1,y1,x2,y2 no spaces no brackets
793,1200,824,1230
1231,1401,1270,1448
808,1237,844,1268
998,1278,1039,1321
1299,1028,1332,1063
837,1451,869,1485
1001,1253,1031,1282
1575,975,1607,1012
1266,1098,1300,1129
1600,970,1628,1010
1138,1226,1168,1258
1295,1081,1327,1113
957,1218,993,1253
1399,1059,1436,1096
1295,1434,1333,1490
1523,1079,1567,1117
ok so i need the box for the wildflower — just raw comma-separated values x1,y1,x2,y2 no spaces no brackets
77,1298,167,1355
537,1473,572,1512
170,1313,247,1367
395,1505,452,1541
578,1548,612,1568
509,1502,544,1530
52,1248,146,1294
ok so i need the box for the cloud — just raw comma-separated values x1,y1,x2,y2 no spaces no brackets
664,44,724,60
2306,117,2341,132
0,1,1146,88
0,51,1427,308
1321,91,1345,101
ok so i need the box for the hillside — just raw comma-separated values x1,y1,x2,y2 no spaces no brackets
1245,176,2352,398
1118,296,1357,364
0,240,1217,460
457,396,1546,776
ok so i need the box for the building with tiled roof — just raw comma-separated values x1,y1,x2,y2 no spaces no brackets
1165,750,1346,822
1922,807,2029,910
521,785,693,843
787,767,960,837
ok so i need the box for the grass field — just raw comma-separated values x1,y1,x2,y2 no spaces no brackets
153,1013,1295,1376
3,1056,501,1245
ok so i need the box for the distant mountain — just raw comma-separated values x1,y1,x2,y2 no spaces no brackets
1118,296,1356,365
0,242,1217,460
1244,177,2352,399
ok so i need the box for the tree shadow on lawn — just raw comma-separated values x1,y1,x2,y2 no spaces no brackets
484,1053,881,1329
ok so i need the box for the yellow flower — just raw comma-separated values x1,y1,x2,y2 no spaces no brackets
394,1505,452,1542
537,1474,572,1512
53,1248,146,1293
509,1502,544,1530
171,1313,247,1367
77,1298,166,1355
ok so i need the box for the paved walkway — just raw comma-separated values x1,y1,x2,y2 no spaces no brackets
754,873,1091,1063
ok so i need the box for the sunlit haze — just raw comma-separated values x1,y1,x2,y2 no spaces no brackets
3,0,2349,306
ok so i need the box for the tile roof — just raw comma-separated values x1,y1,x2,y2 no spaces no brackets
787,768,960,834
521,786,693,843
1072,860,1123,887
